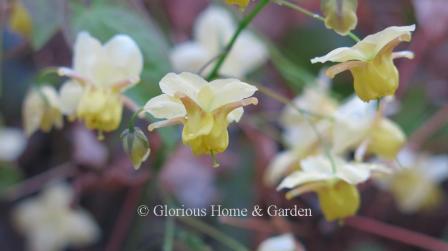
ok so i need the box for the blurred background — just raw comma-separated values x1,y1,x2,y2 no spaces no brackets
1,0,448,250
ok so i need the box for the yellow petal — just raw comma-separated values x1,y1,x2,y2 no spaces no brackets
225,0,251,10
8,1,32,38
317,180,360,221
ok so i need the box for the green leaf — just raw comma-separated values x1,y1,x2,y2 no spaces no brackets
70,3,171,100
22,0,64,50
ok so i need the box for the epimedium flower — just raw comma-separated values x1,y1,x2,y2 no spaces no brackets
170,6,268,78
22,86,63,136
331,96,406,159
265,77,338,186
121,127,151,170
144,72,258,166
376,149,448,214
13,182,100,251
58,32,143,138
311,25,415,101
321,0,358,36
278,155,387,221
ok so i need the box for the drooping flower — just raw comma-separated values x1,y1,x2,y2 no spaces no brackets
376,149,448,213
0,127,26,162
121,127,151,170
278,155,387,221
257,234,300,251
321,0,358,36
170,6,267,78
311,25,415,101
58,32,143,136
225,0,251,10
144,72,258,166
331,96,406,159
8,0,32,38
22,86,63,136
13,183,100,251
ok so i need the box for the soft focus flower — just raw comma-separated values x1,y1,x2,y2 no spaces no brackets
144,72,258,166
22,86,63,136
225,0,251,10
0,127,26,162
121,127,151,170
266,78,337,185
278,155,387,221
8,0,32,38
257,234,299,251
13,183,100,251
331,96,406,159
170,6,267,78
376,149,448,213
321,0,358,35
311,25,415,101
58,32,143,136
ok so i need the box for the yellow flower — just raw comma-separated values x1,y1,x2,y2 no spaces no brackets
278,155,387,221
8,0,32,38
376,149,448,213
266,78,337,185
13,183,100,251
311,25,415,101
225,0,250,10
321,0,358,35
144,72,258,165
332,96,405,159
121,127,151,170
58,32,143,135
22,86,63,136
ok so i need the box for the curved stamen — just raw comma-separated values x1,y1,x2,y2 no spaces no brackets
392,51,414,60
57,67,88,84
285,181,327,200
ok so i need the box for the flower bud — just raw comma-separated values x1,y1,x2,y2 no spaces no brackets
121,127,150,170
22,86,63,136
321,0,358,36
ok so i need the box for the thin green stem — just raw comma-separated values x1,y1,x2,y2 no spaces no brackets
256,85,337,173
163,216,175,251
176,216,249,251
273,0,361,42
127,108,144,132
206,0,270,80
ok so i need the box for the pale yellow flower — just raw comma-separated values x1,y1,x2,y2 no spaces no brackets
144,72,258,165
22,86,63,136
58,32,143,135
170,6,267,78
311,25,415,101
376,149,448,213
321,0,358,35
13,183,100,251
278,155,387,221
8,0,32,38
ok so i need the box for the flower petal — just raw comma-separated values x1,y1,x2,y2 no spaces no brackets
277,169,332,190
194,6,235,55
170,42,211,73
59,81,84,116
73,32,102,82
144,94,186,119
208,78,257,110
159,72,208,101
